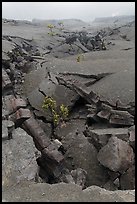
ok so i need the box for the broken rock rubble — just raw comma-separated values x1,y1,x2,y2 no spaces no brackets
56,73,134,127
84,127,129,150
2,70,135,190
2,20,135,194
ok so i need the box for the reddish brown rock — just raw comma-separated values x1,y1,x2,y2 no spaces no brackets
42,144,64,164
4,96,27,114
97,136,134,173
16,108,31,119
22,117,51,151
11,98,27,112
10,108,31,126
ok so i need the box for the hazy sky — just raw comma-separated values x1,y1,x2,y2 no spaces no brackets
2,2,135,22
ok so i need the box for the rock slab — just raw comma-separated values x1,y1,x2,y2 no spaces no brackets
97,136,134,173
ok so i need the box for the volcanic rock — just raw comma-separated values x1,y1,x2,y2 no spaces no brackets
97,136,134,173
2,128,38,189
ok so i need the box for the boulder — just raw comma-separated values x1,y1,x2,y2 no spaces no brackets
62,130,109,187
97,136,134,173
2,128,38,189
10,108,31,127
11,98,27,112
42,143,64,164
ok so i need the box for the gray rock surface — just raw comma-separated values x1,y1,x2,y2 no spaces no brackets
2,182,135,202
97,136,134,173
62,129,109,187
128,125,135,150
2,15,135,201
2,128,38,190
2,69,12,91
71,168,87,189
2,120,15,140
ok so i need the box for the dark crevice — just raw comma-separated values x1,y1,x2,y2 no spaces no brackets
69,96,87,115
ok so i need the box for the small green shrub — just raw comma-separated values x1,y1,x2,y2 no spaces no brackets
60,104,69,119
47,24,54,30
48,32,57,36
42,96,69,126
77,54,84,62
47,24,56,36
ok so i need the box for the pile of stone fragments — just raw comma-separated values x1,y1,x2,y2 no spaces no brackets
2,29,135,193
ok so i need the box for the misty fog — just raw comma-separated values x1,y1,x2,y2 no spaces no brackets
2,2,135,22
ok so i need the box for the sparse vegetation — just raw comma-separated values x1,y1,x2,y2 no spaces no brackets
60,104,69,119
77,54,84,62
58,21,64,30
101,40,106,50
42,96,69,126
47,24,56,36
